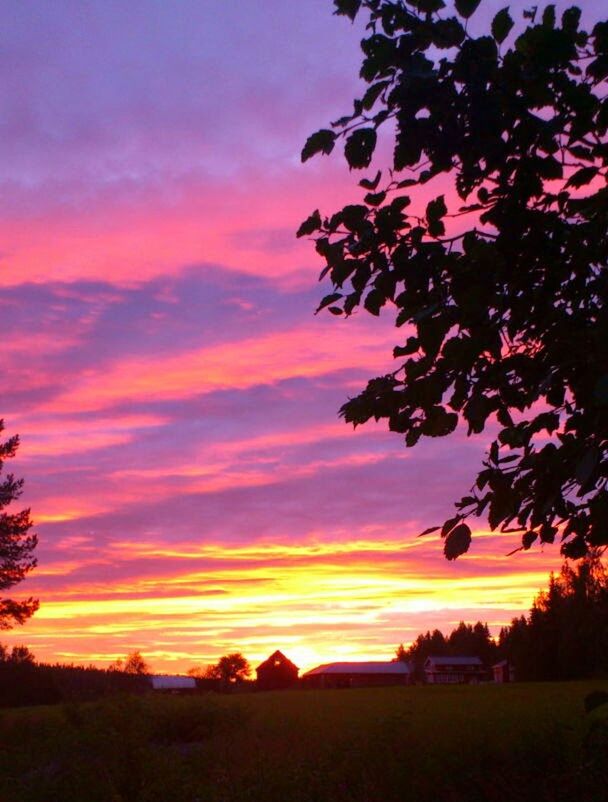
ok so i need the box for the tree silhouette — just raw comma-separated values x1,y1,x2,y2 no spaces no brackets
300,1,608,559
499,553,608,679
122,651,150,675
397,620,497,679
0,421,38,628
206,652,250,686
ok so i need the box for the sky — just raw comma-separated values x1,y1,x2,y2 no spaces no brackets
0,0,583,673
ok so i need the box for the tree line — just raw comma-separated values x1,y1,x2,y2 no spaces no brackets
0,645,253,707
396,553,608,680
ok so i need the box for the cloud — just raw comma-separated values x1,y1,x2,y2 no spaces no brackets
0,0,571,673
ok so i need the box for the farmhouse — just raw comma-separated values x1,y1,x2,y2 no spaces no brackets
256,650,299,690
150,675,196,692
424,656,485,684
302,661,412,689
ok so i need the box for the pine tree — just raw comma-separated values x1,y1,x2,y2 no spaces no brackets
0,420,38,629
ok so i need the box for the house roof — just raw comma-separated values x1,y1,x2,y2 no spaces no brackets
424,656,483,667
256,650,298,673
150,675,196,690
303,661,411,677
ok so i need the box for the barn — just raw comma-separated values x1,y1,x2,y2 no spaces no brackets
256,650,299,690
302,661,412,689
424,656,485,684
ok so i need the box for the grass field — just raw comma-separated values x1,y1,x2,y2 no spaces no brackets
1,682,607,802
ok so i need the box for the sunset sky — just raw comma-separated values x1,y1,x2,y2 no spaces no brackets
1,0,583,673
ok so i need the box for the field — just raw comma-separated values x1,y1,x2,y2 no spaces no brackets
0,682,607,802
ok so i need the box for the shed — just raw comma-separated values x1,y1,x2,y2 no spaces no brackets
150,675,197,692
302,661,412,689
424,656,485,684
492,660,515,683
256,650,299,691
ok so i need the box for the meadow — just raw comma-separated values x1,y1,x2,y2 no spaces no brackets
0,682,607,802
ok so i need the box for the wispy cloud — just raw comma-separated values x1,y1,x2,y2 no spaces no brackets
0,0,566,673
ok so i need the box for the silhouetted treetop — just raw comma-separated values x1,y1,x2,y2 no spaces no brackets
300,0,608,559
0,421,38,628
206,652,251,685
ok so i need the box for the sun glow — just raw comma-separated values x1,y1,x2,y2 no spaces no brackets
6,533,560,673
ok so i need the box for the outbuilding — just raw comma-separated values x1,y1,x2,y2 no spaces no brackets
256,650,299,691
424,656,485,684
302,661,412,689
150,675,197,692
492,660,515,683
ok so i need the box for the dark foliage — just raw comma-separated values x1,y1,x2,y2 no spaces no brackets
396,619,497,679
397,555,608,680
0,420,38,627
300,0,608,558
205,652,251,687
0,648,149,707
498,553,608,679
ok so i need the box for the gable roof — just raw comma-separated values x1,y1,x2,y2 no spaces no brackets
303,661,411,677
424,656,483,667
256,650,298,673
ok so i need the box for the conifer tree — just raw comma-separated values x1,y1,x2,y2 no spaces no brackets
0,421,38,629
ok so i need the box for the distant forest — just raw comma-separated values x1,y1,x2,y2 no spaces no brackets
397,554,608,681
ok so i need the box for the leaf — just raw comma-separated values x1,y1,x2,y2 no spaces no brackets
418,525,440,537
561,536,587,559
444,523,472,560
416,0,445,12
316,293,343,314
425,195,447,237
421,406,458,437
365,191,386,206
393,337,419,358
441,515,462,538
362,81,389,111
345,128,377,169
364,288,385,316
433,18,466,49
593,20,608,53
540,523,557,544
587,56,608,82
561,7,581,34
426,195,447,222
301,129,336,162
455,0,481,19
542,4,555,28
566,167,599,188
296,209,322,238
359,170,382,190
333,0,361,20
492,8,514,44
341,204,368,232
576,447,598,486
391,195,411,212
522,530,537,550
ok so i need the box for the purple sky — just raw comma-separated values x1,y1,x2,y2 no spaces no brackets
1,0,592,671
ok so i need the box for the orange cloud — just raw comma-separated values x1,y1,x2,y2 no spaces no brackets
4,533,563,673
45,322,395,413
